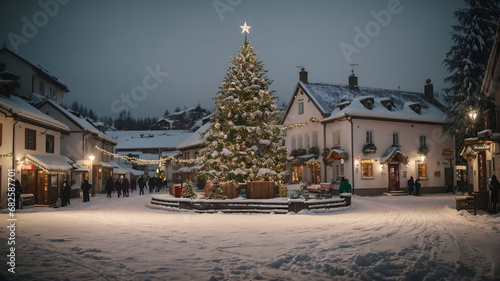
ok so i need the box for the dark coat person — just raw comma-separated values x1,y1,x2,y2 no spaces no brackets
115,179,122,197
490,175,499,213
105,178,114,198
138,176,145,195
14,179,22,209
414,179,421,196
81,180,91,202
61,181,71,207
122,177,130,197
407,177,415,195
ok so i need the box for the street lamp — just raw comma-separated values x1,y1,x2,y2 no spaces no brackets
468,111,477,120
89,155,95,196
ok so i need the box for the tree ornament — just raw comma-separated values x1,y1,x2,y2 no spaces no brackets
215,123,221,129
242,112,247,118
252,159,258,164
237,135,242,141
215,165,219,170
276,164,281,170
219,132,225,138
241,145,247,151
231,162,236,168
228,113,233,119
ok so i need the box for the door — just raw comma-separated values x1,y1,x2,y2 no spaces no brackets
478,152,487,191
388,163,400,191
21,169,37,197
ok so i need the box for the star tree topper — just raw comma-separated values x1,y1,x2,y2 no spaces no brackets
240,22,251,33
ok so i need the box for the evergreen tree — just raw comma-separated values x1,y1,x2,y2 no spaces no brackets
443,0,500,152
206,177,227,200
200,35,288,188
181,181,197,199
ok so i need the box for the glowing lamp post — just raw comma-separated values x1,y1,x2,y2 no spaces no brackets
89,155,95,196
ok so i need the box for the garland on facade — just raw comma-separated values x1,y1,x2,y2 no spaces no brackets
0,152,13,159
22,157,71,174
94,145,203,165
281,117,320,130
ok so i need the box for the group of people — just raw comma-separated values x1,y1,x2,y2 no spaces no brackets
407,176,421,196
103,175,167,198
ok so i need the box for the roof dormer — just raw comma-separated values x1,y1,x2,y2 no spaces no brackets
360,97,374,110
408,103,422,114
339,101,351,110
380,99,395,111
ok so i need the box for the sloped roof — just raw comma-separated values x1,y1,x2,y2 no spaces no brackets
0,94,70,132
177,122,210,150
35,95,116,144
0,47,68,92
300,81,446,117
106,130,193,150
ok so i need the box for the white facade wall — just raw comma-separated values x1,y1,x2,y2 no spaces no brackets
323,118,454,194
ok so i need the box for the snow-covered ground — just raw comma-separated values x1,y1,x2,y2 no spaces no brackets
1,189,499,281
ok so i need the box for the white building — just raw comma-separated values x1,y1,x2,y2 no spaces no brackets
0,46,69,104
36,96,118,193
281,69,455,195
0,93,71,207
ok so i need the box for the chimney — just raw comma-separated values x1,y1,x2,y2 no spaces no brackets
349,74,358,88
424,79,433,101
299,67,308,83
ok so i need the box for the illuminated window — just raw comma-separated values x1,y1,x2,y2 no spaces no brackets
46,134,54,153
298,102,304,115
361,160,373,178
25,128,36,150
292,164,303,183
417,163,427,179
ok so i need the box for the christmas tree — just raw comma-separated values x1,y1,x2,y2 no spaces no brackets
207,177,227,200
181,181,197,199
443,0,500,153
200,23,288,190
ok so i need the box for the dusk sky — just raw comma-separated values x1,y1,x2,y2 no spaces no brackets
0,0,464,118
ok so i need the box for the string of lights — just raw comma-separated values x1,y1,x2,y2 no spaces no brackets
281,117,319,130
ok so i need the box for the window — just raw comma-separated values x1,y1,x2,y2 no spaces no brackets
361,159,373,178
46,134,55,153
292,164,303,183
417,162,427,179
25,128,36,150
420,136,426,147
312,131,318,147
366,101,373,110
0,123,2,146
393,133,399,146
334,163,344,181
305,134,310,149
333,131,341,146
298,102,304,115
0,63,5,72
291,136,296,150
39,81,45,95
297,135,303,149
366,131,373,144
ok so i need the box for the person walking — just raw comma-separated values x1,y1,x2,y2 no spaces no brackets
489,175,499,213
61,180,71,207
130,177,137,194
407,176,415,196
149,177,155,194
105,177,114,198
414,179,421,196
81,179,91,202
115,178,122,198
122,176,130,197
138,176,145,195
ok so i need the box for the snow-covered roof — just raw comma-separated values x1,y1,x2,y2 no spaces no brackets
177,122,210,150
0,47,68,91
298,81,446,123
0,94,70,132
106,130,193,150
34,95,116,144
324,96,446,124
